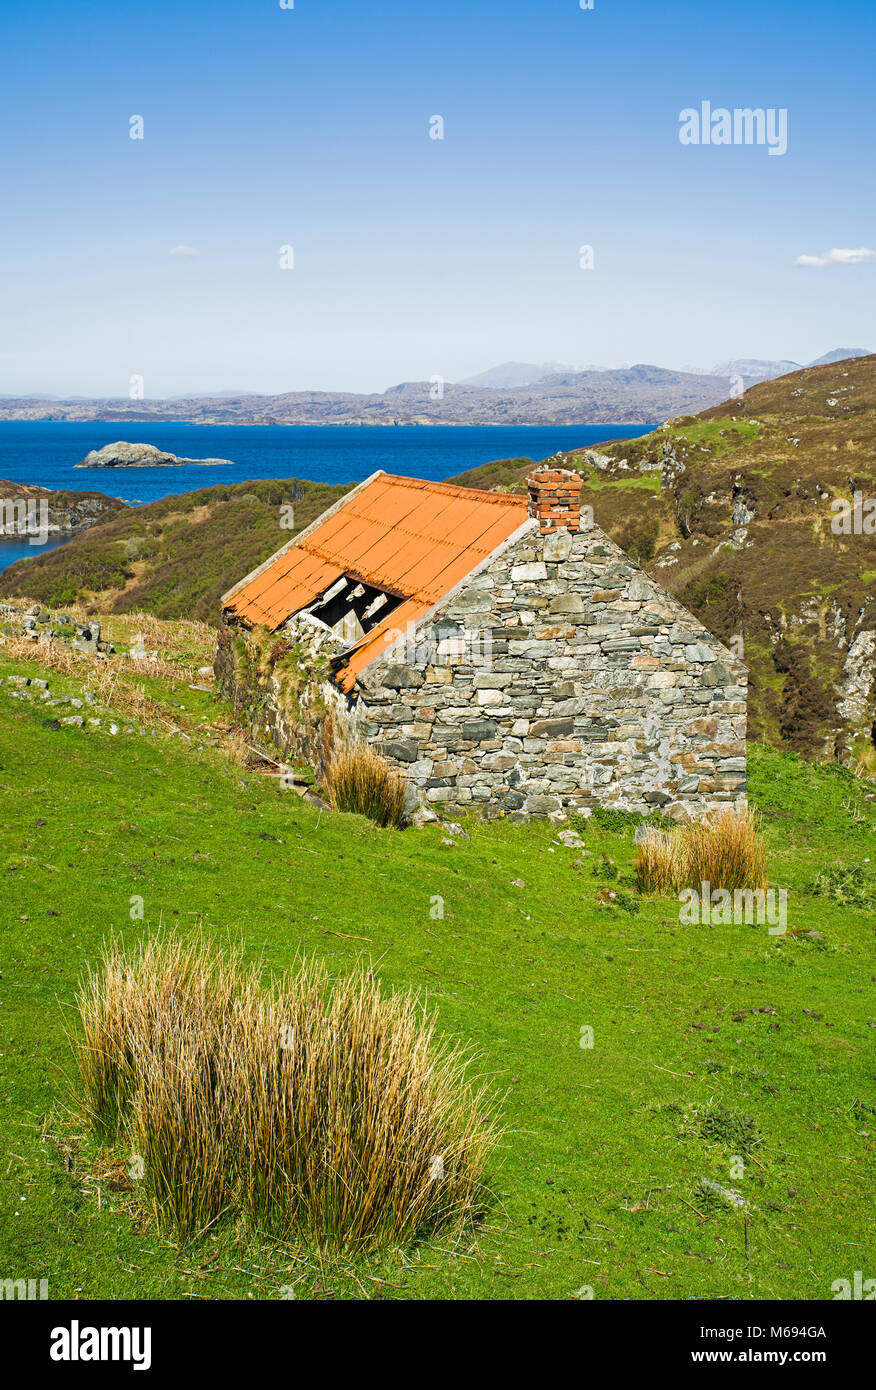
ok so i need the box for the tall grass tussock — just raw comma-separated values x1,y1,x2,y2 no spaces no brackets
324,741,407,827
74,936,500,1248
636,807,767,895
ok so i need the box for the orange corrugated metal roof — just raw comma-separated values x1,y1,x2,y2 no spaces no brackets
223,472,528,689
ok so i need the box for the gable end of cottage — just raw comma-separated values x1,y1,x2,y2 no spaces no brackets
354,514,747,822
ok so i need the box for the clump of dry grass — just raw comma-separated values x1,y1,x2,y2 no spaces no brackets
0,630,81,677
324,741,407,828
80,662,167,725
636,807,767,895
1,604,212,686
634,827,682,896
74,936,500,1248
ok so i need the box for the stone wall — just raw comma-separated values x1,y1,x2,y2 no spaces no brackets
351,517,747,822
214,618,355,780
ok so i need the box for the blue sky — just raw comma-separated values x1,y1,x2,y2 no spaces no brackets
1,0,874,395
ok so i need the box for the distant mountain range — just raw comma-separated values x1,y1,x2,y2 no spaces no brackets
807,348,872,367
468,349,873,393
708,349,871,383
0,351,870,428
709,358,802,383
456,361,604,389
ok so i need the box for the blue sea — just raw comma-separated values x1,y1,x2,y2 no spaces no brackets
0,420,654,572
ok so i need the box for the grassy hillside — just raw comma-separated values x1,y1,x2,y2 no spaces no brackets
0,621,874,1300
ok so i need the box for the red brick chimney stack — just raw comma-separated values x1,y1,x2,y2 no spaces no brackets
527,468,583,534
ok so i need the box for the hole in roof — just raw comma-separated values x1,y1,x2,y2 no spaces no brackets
293,576,404,646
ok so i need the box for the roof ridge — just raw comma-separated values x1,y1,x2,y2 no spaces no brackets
377,473,527,506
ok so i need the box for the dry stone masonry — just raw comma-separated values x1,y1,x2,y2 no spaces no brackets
353,473,746,821
219,470,747,823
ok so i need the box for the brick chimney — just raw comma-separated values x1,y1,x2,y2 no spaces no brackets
527,468,582,534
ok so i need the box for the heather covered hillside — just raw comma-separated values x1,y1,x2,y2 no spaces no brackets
0,477,352,623
449,355,876,767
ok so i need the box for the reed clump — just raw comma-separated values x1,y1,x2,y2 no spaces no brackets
74,936,500,1247
636,807,767,895
324,741,407,828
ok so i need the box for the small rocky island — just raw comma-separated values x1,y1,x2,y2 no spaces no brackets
75,441,235,469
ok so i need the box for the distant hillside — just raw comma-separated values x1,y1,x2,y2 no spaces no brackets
0,364,745,427
456,361,582,389
807,348,872,368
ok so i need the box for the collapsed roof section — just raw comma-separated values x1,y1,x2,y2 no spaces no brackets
289,574,405,648
220,471,530,690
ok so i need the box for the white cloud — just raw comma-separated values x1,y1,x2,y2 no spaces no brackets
169,244,198,256
795,246,875,267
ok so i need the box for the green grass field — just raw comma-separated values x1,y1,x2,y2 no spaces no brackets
1,644,874,1301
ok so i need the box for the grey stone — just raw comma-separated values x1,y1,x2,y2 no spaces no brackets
524,794,562,816
460,719,498,741
543,529,573,561
511,562,548,582
549,594,586,615
441,821,471,841
557,830,586,849
380,740,419,762
685,643,716,663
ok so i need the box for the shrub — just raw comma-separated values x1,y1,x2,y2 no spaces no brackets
590,806,644,834
325,741,407,828
612,890,641,915
636,808,767,895
74,936,500,1248
697,1102,762,1156
809,863,875,907
615,515,660,566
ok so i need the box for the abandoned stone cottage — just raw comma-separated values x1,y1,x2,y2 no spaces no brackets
216,469,747,822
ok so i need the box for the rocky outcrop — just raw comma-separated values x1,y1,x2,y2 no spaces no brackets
837,630,876,733
75,441,235,468
0,479,126,535
1,601,116,654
